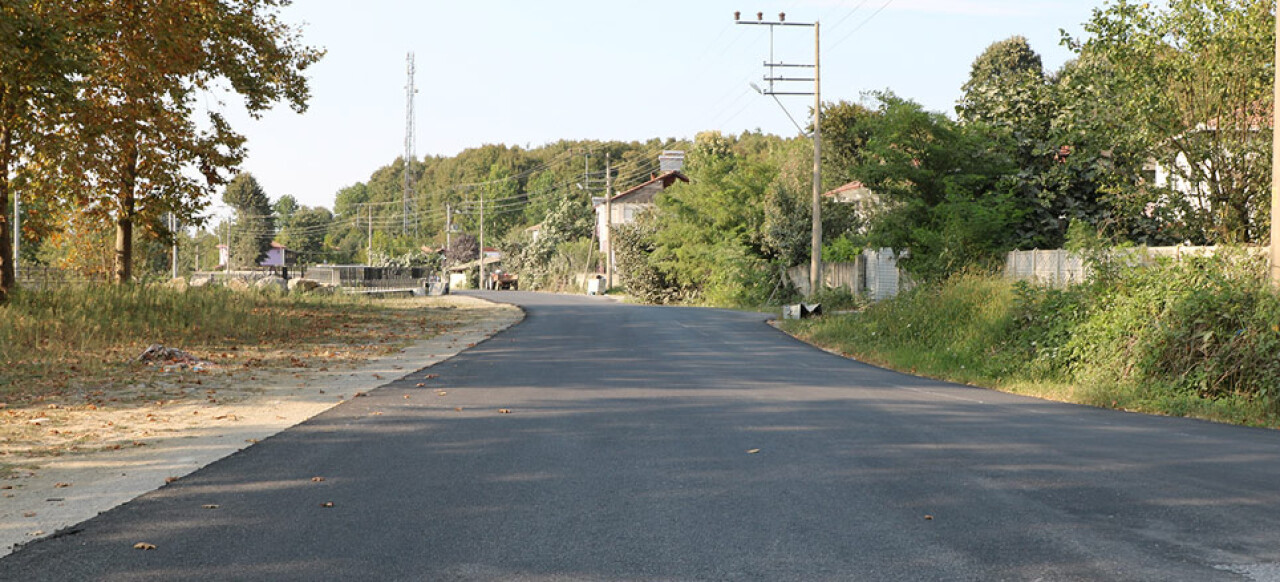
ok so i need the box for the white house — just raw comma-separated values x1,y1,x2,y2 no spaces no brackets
594,170,689,254
218,241,293,268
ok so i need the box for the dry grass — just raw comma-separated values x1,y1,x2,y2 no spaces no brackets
0,286,489,467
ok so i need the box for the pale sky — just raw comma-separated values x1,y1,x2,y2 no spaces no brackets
212,0,1107,214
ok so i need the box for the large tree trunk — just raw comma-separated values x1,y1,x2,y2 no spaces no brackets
114,213,133,284
0,112,13,303
113,138,139,284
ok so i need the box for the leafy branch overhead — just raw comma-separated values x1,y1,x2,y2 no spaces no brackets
1,0,323,295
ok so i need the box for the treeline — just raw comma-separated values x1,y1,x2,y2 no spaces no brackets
0,0,321,302
8,0,1270,309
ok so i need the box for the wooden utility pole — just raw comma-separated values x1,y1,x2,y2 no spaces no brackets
1271,11,1280,286
605,153,613,290
479,194,486,290
735,11,821,295
12,190,18,285
170,213,178,279
810,20,822,296
444,203,452,285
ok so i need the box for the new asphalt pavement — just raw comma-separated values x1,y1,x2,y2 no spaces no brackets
3,291,1280,581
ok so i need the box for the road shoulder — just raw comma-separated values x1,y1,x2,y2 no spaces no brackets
0,295,523,556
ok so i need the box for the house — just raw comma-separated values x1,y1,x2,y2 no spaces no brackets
823,181,877,205
525,223,544,243
217,241,295,268
594,169,689,254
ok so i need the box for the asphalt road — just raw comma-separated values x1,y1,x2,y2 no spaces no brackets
3,291,1280,581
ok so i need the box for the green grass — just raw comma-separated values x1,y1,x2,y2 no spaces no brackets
782,260,1280,429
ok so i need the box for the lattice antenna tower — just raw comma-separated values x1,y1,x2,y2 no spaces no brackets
403,52,417,236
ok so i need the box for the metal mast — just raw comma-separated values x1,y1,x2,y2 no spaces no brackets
403,52,417,236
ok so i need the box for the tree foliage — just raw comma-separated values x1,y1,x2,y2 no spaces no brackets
222,173,275,268
278,205,332,263
28,0,321,283
0,0,88,300
1067,0,1276,243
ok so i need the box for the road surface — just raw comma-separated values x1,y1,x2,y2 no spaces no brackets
3,292,1279,581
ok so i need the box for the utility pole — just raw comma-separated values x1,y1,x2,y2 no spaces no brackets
403,52,417,237
605,153,614,289
1271,11,1280,286
444,203,453,280
170,213,178,280
12,191,18,285
478,194,486,290
736,11,822,296
366,203,373,257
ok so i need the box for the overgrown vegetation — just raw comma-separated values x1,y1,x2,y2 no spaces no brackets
783,249,1280,427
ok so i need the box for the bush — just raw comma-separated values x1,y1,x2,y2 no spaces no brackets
784,250,1280,426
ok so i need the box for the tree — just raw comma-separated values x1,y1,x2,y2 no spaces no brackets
446,232,479,265
278,206,332,264
819,100,875,188
1067,0,1275,243
850,93,1023,279
222,173,275,269
44,0,321,283
0,0,87,301
957,36,1050,130
273,194,299,226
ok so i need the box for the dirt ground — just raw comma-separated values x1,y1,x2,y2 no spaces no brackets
0,294,523,556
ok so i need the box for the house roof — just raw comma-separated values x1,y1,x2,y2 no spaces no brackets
446,255,502,272
823,181,866,198
607,170,689,204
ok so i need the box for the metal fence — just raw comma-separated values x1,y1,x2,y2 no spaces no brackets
15,265,96,290
305,266,432,289
1005,246,1252,287
786,248,908,301
1004,250,1088,288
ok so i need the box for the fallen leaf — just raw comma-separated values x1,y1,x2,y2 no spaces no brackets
454,407,464,412
320,502,334,508
133,542,157,550
353,392,367,398
746,449,761,454
202,504,220,510
424,374,438,379
415,383,425,388
403,395,411,399
245,439,259,444
54,482,71,488
436,391,447,396
371,411,384,416
22,512,35,518
924,515,934,521
498,409,512,414
311,476,325,482
164,477,178,484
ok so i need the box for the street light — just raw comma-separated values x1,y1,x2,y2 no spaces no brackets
750,82,810,138
736,12,822,296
